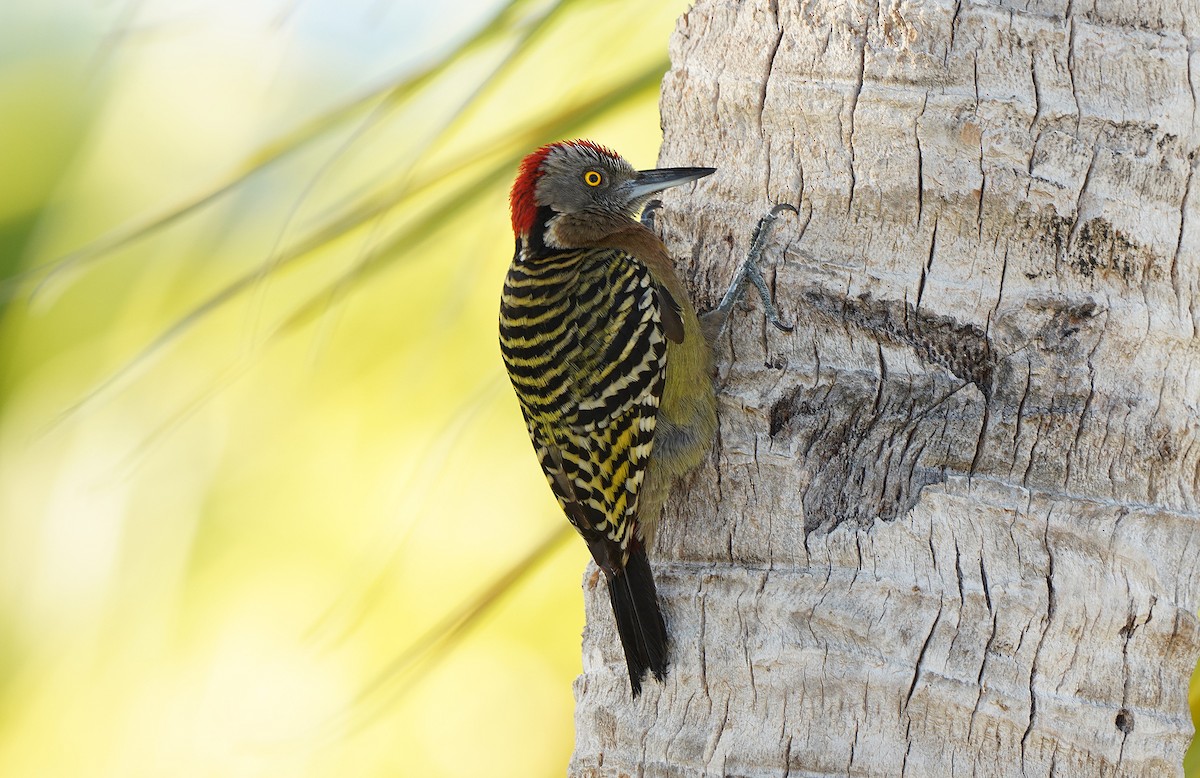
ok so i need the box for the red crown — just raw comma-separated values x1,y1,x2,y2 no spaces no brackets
509,139,621,236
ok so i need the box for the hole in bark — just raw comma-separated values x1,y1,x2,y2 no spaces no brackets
768,385,810,437
800,285,996,394
1115,709,1134,734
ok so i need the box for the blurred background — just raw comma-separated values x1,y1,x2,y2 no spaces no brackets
0,0,689,774
0,1,1195,776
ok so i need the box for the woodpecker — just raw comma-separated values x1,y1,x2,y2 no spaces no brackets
500,139,790,696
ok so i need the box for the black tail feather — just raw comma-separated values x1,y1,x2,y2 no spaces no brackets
605,546,668,697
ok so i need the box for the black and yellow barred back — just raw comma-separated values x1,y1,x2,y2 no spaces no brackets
499,245,668,572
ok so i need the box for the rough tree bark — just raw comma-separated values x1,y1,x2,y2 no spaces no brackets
570,0,1200,775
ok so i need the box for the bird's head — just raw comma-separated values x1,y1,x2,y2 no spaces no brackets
509,139,714,252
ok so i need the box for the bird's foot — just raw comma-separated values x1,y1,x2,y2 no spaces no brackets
703,204,796,339
639,199,664,231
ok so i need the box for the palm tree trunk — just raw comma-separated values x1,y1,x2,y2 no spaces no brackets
571,0,1200,775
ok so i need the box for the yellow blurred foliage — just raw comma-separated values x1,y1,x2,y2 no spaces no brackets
0,1,688,775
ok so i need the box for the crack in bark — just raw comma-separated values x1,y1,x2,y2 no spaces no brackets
1065,0,1082,133
915,91,929,225
988,246,1010,340
704,694,731,769
1029,46,1043,133
1187,30,1197,128
916,218,937,311
1115,595,1155,766
846,30,868,212
1064,328,1103,489
1011,357,1034,484
953,539,966,606
1170,154,1196,305
969,401,992,478
969,604,1000,739
1020,506,1057,764
976,122,986,237
662,690,695,763
1065,146,1102,270
947,0,963,64
905,603,943,708
759,5,785,144
847,719,860,774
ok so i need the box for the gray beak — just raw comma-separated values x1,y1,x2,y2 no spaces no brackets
625,167,716,202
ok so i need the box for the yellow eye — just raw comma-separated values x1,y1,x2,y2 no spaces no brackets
583,170,603,187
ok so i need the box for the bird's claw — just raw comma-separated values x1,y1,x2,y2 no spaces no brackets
709,204,797,336
640,199,664,231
